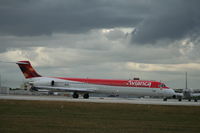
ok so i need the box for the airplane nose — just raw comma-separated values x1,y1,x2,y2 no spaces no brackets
164,88,176,96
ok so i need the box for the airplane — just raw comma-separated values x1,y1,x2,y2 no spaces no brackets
16,60,176,100
175,72,200,102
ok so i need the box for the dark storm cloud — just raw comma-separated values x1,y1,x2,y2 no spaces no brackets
1,0,200,44
0,0,146,36
132,0,200,44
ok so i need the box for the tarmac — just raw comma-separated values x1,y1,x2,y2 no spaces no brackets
0,94,200,106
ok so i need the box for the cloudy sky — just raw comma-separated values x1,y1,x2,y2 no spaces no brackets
0,0,200,89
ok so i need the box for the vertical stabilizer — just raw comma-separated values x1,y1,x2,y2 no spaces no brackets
16,61,41,79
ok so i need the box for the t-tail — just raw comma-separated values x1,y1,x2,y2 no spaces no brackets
16,61,41,79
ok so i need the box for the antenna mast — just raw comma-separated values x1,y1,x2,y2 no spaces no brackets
0,73,1,88
185,72,188,90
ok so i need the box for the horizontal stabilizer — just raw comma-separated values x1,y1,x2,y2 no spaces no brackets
0,61,28,64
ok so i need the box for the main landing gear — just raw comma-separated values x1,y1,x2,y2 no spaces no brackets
83,93,89,99
178,97,198,102
163,96,198,102
163,98,168,101
72,92,89,99
72,92,79,98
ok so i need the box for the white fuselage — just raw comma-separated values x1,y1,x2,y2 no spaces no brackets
28,77,176,97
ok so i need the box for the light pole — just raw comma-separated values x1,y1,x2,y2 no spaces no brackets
0,73,1,88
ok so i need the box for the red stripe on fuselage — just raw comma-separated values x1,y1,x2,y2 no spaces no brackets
54,77,169,89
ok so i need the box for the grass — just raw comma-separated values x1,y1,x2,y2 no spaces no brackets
0,100,200,133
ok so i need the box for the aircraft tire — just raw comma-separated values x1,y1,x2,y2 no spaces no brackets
163,98,167,101
194,99,198,102
178,98,182,102
83,93,89,99
73,93,79,98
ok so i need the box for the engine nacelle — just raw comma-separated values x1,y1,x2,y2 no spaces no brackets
31,80,55,86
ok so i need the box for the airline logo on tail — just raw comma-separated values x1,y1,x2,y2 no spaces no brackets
16,61,41,78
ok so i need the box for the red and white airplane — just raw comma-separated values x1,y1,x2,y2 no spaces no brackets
16,61,176,100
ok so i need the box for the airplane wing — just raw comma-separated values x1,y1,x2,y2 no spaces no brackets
34,86,96,93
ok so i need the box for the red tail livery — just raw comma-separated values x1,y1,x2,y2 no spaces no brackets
17,61,41,78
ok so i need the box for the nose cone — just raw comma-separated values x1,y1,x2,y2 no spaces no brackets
163,88,176,97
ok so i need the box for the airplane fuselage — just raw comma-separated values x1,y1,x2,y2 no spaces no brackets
28,77,175,97
16,60,176,99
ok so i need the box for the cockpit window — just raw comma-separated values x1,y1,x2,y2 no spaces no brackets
159,84,166,88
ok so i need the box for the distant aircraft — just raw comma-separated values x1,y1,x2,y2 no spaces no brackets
175,72,200,102
16,61,176,100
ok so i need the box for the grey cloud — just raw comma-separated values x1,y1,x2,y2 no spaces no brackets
132,0,200,44
104,29,126,40
0,0,145,36
1,0,200,45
